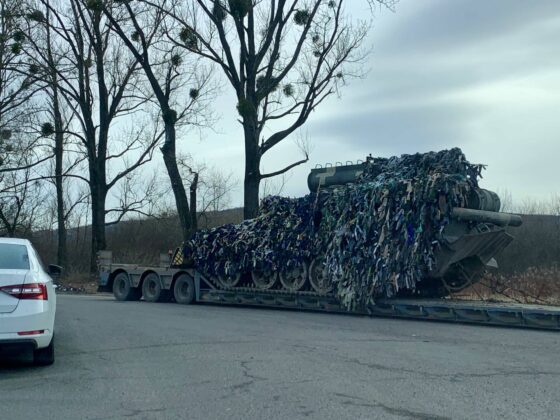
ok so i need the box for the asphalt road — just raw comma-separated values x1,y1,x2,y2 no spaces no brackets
1,295,559,420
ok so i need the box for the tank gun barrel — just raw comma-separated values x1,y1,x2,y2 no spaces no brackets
451,207,523,227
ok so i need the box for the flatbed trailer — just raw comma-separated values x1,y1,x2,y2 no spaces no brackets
97,251,560,331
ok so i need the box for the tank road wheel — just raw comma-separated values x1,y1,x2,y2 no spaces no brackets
279,262,308,292
309,257,333,295
113,272,141,301
214,272,241,289
173,274,195,305
251,269,278,290
142,272,169,302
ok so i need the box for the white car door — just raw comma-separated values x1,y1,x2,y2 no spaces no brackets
0,243,31,314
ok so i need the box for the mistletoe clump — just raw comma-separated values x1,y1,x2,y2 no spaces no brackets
213,1,227,21
179,26,198,51
163,109,178,124
41,122,55,137
12,30,25,43
282,83,294,97
294,10,310,26
11,43,22,55
171,54,182,67
27,10,45,23
228,0,251,19
0,129,12,140
85,0,103,12
29,64,40,74
189,88,199,100
236,98,255,118
256,75,279,97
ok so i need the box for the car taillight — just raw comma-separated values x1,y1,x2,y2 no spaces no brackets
0,283,48,300
18,330,45,336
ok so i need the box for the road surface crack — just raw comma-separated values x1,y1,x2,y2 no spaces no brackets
333,392,450,420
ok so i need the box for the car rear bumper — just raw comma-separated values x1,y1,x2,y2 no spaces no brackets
0,300,55,349
0,329,53,350
0,338,37,357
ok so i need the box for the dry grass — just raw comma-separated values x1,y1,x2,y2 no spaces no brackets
455,266,560,305
56,270,98,294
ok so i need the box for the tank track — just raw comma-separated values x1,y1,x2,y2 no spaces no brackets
202,264,474,299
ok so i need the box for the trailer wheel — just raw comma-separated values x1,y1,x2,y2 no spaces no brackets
142,272,168,302
173,274,195,304
113,272,141,301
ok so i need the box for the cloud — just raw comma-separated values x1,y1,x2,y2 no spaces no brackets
375,0,560,55
185,0,560,207
292,0,560,203
308,101,478,156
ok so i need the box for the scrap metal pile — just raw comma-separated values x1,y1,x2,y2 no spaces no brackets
183,148,485,309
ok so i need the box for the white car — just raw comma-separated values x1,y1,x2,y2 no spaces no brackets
0,238,58,365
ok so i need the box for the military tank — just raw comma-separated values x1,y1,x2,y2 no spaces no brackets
182,149,523,307
306,161,522,299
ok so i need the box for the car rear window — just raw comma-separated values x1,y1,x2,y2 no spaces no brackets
0,244,30,269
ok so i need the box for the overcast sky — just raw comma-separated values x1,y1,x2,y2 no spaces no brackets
178,0,560,207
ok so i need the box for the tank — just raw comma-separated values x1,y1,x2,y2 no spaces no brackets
306,161,521,297
182,151,523,305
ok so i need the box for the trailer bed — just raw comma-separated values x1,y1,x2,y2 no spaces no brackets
98,251,560,331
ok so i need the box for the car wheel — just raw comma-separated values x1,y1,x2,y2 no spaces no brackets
142,273,169,302
113,272,140,301
34,335,55,366
173,274,195,304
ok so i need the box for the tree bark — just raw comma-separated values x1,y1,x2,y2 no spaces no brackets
89,153,107,274
244,166,261,219
52,86,66,270
189,171,198,233
90,190,106,274
161,122,191,240
243,112,261,219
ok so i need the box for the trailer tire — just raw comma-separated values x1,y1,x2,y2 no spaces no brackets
173,274,195,304
142,272,168,302
113,272,140,301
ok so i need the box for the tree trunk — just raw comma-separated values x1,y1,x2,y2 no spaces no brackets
89,180,107,274
244,170,260,219
243,118,261,220
52,86,66,270
161,122,191,240
45,2,66,270
189,172,198,233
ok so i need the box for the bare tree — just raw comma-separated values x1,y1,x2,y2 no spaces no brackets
144,0,395,218
177,155,237,227
0,0,48,169
101,1,215,240
105,171,161,227
25,0,164,271
199,167,236,213
28,3,78,267
0,27,50,240
0,164,47,237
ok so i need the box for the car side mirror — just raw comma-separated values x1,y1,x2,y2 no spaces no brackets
48,264,63,280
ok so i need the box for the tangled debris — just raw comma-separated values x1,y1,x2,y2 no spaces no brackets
183,148,485,308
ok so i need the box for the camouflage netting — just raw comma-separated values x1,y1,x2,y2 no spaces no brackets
183,148,485,309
